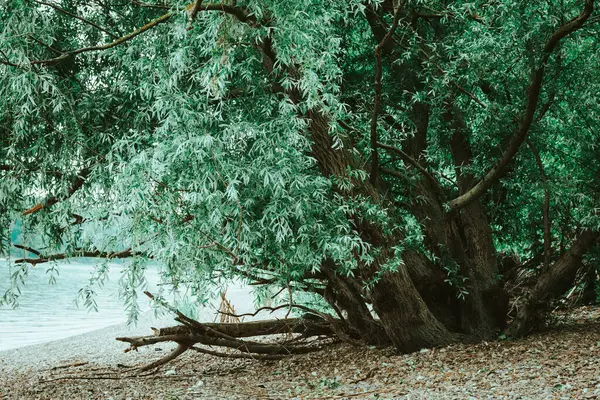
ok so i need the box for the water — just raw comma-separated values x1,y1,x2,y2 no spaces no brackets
0,260,163,351
0,259,265,352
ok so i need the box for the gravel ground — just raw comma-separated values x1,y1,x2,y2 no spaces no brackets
0,311,178,374
1,306,599,399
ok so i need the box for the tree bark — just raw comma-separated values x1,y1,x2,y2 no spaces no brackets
507,229,599,337
308,110,456,351
446,101,506,339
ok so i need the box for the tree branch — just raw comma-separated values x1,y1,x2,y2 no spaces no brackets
28,34,63,55
526,139,551,270
377,142,446,199
447,0,594,211
14,247,142,265
32,0,118,39
8,2,256,67
22,12,174,66
22,168,90,215
186,0,204,24
13,244,43,258
369,0,407,183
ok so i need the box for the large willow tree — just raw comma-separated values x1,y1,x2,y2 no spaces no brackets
1,0,599,352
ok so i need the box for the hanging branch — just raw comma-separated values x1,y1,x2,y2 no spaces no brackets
22,168,90,215
369,0,407,184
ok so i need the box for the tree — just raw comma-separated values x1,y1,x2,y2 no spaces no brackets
1,0,599,359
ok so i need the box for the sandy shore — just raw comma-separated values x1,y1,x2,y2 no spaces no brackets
1,306,599,399
0,311,179,375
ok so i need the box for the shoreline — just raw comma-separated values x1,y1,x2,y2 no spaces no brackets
0,311,178,375
0,306,599,399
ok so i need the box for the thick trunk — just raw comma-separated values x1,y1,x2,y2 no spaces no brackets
263,33,456,351
447,104,505,338
308,111,456,351
507,230,599,337
369,267,457,352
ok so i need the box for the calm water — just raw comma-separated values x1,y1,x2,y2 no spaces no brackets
0,260,261,352
0,260,163,351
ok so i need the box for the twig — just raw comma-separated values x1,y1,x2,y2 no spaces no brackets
139,343,190,372
189,345,285,360
48,362,89,371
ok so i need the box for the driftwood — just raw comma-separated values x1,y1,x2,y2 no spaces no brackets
116,292,340,371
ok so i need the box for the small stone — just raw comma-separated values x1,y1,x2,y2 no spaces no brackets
195,380,204,387
165,369,177,376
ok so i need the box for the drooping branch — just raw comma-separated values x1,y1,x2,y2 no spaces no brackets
447,0,594,211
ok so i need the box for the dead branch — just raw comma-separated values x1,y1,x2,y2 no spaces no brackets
116,291,340,370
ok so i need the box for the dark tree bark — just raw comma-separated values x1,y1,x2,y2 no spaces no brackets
307,110,457,351
507,230,599,337
445,101,506,339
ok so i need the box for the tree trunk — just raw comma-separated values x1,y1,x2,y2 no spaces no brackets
369,266,457,352
446,102,506,339
507,230,599,337
308,110,456,351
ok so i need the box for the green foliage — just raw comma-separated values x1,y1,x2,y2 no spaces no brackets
1,0,599,318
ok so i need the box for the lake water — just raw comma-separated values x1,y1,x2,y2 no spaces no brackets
0,260,257,351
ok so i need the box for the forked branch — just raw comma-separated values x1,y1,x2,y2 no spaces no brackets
447,0,594,211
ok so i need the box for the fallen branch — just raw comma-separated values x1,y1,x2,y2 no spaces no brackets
116,291,341,371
